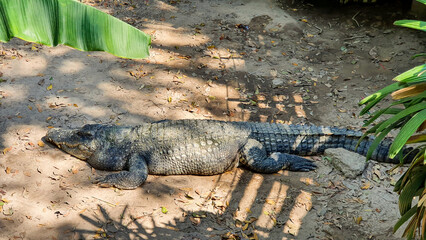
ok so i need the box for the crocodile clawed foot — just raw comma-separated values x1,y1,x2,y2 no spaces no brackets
93,176,115,188
93,173,139,190
288,160,317,172
280,153,317,172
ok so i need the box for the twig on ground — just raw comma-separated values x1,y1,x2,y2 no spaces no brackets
352,11,360,27
92,196,117,207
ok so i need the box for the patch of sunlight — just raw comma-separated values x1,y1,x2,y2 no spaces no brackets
143,23,211,47
10,56,47,77
2,124,48,152
1,84,28,102
258,181,289,230
58,60,85,74
259,115,269,122
155,0,178,11
237,174,264,217
294,105,306,118
283,190,312,236
44,45,72,56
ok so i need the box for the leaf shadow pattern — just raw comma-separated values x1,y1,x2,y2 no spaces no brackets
75,205,154,239
69,169,314,240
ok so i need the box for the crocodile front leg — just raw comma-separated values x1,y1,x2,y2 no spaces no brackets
94,154,148,189
240,139,317,173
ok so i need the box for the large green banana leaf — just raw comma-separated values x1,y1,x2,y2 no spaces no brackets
0,0,150,59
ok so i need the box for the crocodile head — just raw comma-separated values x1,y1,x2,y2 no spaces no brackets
45,124,101,160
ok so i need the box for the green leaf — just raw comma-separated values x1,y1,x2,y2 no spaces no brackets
394,20,426,31
390,109,426,158
412,53,426,59
399,173,425,215
359,82,405,115
376,102,426,133
0,0,151,59
394,64,426,82
394,205,418,233
416,0,426,4
363,107,402,127
366,125,394,160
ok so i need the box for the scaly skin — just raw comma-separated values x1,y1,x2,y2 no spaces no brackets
44,119,399,189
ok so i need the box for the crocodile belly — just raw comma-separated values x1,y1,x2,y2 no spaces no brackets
145,137,242,175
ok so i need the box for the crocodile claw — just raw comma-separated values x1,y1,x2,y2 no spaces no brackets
93,173,139,190
93,175,116,188
281,153,317,172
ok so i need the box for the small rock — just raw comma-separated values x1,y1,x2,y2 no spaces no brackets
270,69,278,78
272,79,284,88
325,148,367,178
369,46,378,59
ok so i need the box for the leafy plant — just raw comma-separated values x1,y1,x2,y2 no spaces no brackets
360,64,426,240
394,0,426,32
0,0,151,59
359,2,426,238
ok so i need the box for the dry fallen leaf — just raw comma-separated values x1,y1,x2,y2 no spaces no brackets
361,182,371,190
185,193,194,200
189,216,201,225
265,199,276,205
36,104,43,113
355,216,362,224
295,105,306,118
242,223,249,231
71,167,79,174
3,147,12,155
166,226,179,231
245,217,257,224
252,232,259,240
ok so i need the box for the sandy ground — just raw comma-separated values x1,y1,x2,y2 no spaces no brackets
0,0,425,239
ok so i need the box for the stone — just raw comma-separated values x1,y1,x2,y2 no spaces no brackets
325,148,367,179
272,79,284,88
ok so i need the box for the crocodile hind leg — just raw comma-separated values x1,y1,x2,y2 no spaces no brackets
94,154,148,189
240,139,317,173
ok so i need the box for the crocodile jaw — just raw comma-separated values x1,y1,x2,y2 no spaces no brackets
45,128,94,160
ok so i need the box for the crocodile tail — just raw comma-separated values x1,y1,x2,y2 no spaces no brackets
244,122,407,164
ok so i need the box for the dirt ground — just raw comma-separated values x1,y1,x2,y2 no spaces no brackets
1,0,425,239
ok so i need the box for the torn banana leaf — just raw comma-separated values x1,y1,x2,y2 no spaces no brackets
0,0,151,59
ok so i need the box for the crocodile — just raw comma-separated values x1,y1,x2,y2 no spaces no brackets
44,119,398,189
